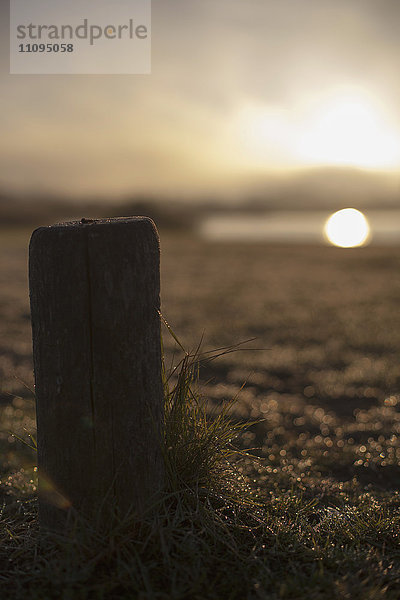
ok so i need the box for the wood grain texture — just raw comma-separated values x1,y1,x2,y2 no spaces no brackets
29,217,164,531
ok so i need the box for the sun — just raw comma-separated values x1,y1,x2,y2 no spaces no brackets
297,94,400,169
324,208,370,248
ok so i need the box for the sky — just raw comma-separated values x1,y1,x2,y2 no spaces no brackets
1,0,400,201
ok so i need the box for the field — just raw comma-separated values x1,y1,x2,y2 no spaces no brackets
1,226,400,598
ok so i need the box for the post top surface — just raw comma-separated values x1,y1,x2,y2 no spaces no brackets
53,216,155,228
30,216,159,245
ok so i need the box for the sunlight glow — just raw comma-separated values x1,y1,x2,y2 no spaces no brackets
324,208,370,248
297,95,400,168
235,91,400,170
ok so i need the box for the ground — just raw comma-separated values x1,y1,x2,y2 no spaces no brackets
1,226,400,598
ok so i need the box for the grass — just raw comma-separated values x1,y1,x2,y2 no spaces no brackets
1,329,400,599
2,235,400,598
161,317,260,499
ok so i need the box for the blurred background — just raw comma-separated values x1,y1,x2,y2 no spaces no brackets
1,0,400,243
1,0,400,490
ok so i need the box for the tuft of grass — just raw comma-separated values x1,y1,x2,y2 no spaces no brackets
160,315,261,501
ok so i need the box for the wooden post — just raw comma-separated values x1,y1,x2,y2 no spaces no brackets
29,217,164,531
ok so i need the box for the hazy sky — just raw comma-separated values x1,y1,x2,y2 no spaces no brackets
1,0,400,200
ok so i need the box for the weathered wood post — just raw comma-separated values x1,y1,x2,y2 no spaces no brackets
29,217,164,531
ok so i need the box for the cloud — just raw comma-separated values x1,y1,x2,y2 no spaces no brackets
1,0,400,197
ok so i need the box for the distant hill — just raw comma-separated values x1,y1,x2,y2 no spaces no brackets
0,193,104,226
0,166,398,227
241,166,400,210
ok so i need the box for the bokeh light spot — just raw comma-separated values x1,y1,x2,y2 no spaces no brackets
324,208,370,248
